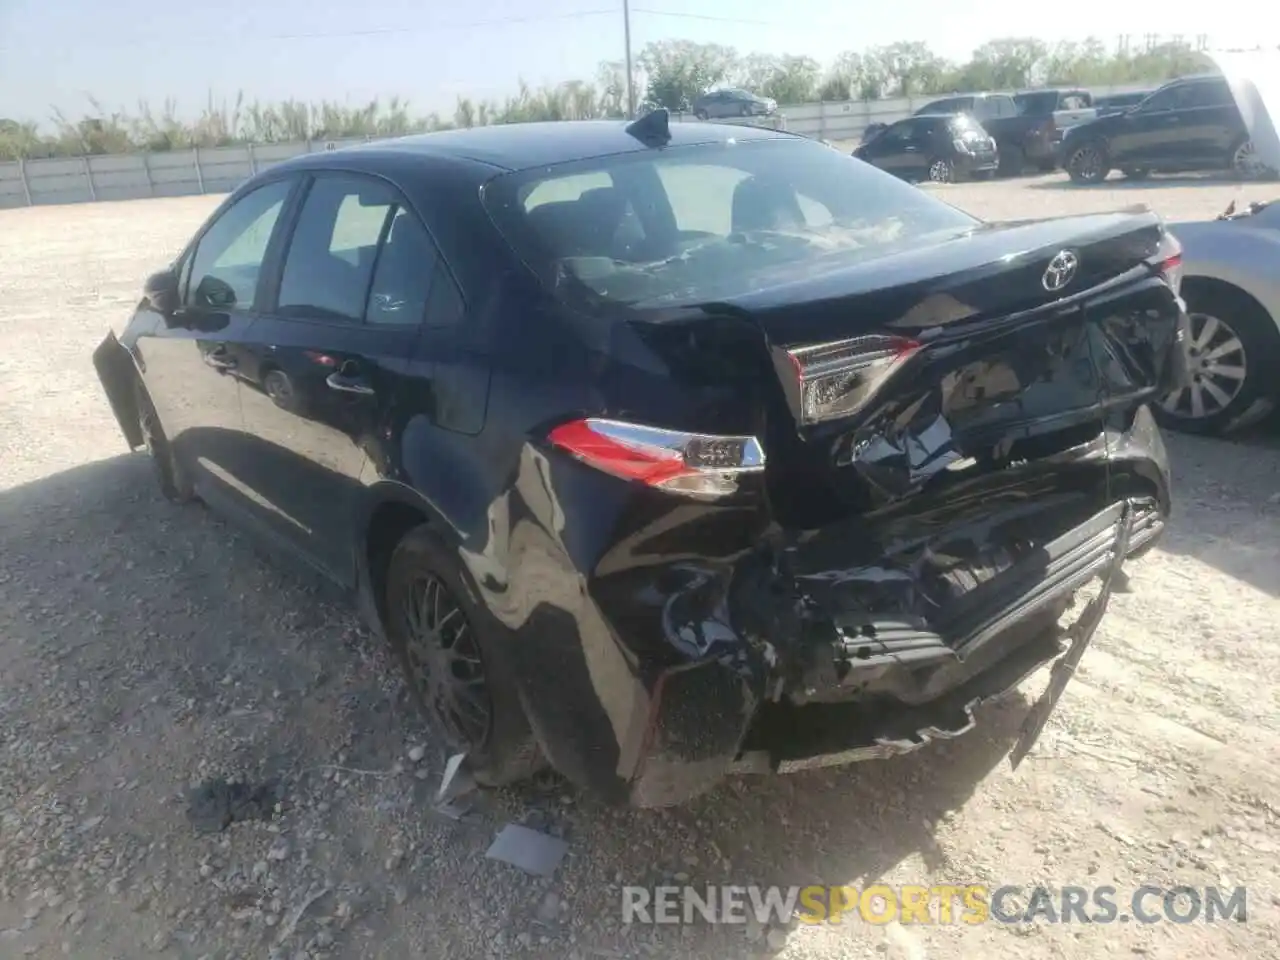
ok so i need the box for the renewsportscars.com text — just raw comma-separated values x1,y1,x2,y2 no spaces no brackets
621,884,1248,926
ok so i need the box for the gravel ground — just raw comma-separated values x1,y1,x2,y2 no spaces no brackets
3,174,1280,960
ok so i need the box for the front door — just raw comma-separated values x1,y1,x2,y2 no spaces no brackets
139,177,298,505
237,172,436,584
1115,83,1197,168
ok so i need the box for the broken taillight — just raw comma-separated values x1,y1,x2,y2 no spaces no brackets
783,334,922,426
1150,230,1183,294
546,418,765,500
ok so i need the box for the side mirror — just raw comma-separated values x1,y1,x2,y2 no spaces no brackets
143,268,180,315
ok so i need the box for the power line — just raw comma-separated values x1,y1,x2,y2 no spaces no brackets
632,8,787,27
0,9,619,52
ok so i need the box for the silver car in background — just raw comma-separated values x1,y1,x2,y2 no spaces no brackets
1161,50,1280,435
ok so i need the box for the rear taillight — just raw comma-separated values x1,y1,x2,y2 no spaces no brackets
1150,231,1183,294
783,334,922,426
546,418,765,500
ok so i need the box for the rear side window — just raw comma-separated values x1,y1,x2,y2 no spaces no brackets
483,138,978,309
367,208,440,326
1183,80,1234,109
278,176,393,322
185,179,293,309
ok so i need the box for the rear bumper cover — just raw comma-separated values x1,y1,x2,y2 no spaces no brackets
508,407,1170,808
624,494,1160,807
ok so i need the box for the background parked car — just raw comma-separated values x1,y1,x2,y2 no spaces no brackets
1058,73,1274,183
854,113,998,183
691,88,777,120
863,91,1075,176
1155,49,1280,436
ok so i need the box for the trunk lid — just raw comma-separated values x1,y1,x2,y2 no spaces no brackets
715,210,1168,347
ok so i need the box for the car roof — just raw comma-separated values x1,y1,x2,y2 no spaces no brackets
310,120,796,173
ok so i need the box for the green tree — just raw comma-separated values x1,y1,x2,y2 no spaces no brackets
639,39,739,111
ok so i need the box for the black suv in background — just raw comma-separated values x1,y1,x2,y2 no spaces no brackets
1059,74,1267,182
854,113,999,182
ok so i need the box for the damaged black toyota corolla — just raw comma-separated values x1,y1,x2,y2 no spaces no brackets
93,111,1187,807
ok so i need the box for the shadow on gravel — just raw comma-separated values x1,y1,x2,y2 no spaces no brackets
1144,427,1280,598
0,451,1035,959
1026,173,1250,191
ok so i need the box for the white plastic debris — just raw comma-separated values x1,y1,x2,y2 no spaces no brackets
485,824,568,877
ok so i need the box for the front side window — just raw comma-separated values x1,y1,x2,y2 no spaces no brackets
277,176,396,323
483,138,979,310
186,179,293,309
1138,84,1186,113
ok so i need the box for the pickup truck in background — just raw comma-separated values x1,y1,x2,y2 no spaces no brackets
860,90,1092,176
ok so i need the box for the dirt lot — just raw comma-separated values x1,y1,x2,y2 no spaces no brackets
2,173,1280,960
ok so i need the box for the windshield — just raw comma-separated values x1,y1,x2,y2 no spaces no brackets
481,138,979,308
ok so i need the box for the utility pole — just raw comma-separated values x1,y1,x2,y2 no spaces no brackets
623,0,636,118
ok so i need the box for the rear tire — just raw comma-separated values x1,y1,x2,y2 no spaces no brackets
926,157,954,183
135,379,194,503
998,143,1024,178
1065,141,1110,184
384,525,543,787
694,109,708,120
1154,281,1280,436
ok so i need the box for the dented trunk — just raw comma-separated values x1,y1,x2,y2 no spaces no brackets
625,209,1182,724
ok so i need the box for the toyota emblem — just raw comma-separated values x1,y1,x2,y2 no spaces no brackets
1042,250,1079,292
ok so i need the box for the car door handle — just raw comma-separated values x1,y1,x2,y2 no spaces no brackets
326,371,375,396
203,346,237,370
904,145,920,152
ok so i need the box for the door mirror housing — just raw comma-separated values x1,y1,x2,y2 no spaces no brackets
143,268,180,315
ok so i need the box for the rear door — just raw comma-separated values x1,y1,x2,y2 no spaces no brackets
1117,82,1197,167
1177,77,1244,164
235,172,436,584
139,176,299,503
876,120,928,179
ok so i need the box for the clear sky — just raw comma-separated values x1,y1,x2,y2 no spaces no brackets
0,0,1254,123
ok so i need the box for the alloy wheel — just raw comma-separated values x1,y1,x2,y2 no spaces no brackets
1160,312,1248,421
399,574,492,749
928,160,953,183
1233,139,1268,179
1070,145,1104,182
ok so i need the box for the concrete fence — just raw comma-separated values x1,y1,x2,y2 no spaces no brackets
0,83,1156,210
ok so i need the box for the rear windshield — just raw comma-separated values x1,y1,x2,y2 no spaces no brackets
481,137,978,308
949,115,987,136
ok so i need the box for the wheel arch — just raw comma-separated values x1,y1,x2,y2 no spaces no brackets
355,480,468,638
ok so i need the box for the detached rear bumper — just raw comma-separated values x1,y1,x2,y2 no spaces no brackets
622,494,1160,806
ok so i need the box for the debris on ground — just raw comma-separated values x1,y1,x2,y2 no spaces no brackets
485,824,569,877
184,777,278,834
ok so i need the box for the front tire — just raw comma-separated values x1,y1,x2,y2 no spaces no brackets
135,379,194,503
1065,141,1110,183
1155,282,1279,436
384,526,542,787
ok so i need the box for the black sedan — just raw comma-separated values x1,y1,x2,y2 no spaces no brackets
854,113,999,183
94,112,1185,807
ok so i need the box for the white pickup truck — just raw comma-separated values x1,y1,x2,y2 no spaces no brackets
1013,89,1098,133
